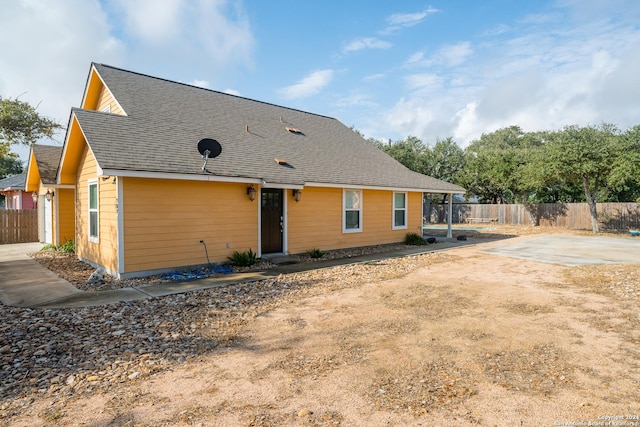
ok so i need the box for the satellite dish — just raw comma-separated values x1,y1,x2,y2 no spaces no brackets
197,138,222,173
197,138,222,158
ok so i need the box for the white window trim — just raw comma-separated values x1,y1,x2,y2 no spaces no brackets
343,189,363,233
392,192,408,230
101,104,111,113
88,179,99,243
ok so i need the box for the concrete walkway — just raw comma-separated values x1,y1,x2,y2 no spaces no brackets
0,242,83,307
0,239,472,309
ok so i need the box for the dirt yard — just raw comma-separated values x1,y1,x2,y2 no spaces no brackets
5,231,640,426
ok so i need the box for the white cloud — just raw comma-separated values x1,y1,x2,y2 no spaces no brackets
403,42,473,69
483,24,511,37
278,70,334,100
110,0,254,71
111,0,184,42
0,0,255,163
343,37,392,53
364,1,640,147
405,73,442,91
193,0,254,68
385,97,435,139
405,51,425,66
383,7,439,34
0,0,123,147
335,93,377,109
188,80,211,89
223,89,241,96
437,42,473,67
363,73,385,82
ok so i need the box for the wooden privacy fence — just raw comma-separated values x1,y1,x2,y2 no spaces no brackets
426,203,640,231
0,209,38,244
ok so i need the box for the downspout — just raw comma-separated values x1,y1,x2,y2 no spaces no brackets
447,193,453,239
116,177,125,277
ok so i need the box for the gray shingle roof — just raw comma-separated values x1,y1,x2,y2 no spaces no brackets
32,144,63,184
73,63,464,193
0,174,26,191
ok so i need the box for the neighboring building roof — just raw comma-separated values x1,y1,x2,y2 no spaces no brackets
0,174,26,191
32,145,63,185
70,63,465,193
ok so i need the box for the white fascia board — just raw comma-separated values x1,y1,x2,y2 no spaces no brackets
304,181,465,194
99,169,263,185
260,181,304,190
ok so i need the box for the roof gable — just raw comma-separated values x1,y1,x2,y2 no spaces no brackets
66,63,464,193
80,64,126,114
25,144,63,190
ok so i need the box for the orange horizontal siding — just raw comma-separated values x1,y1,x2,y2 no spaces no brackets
75,146,118,273
56,188,75,245
122,178,258,273
287,188,422,254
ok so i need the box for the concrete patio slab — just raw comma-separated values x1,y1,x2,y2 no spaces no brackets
481,234,640,266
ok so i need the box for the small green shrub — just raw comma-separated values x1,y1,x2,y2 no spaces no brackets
405,232,427,246
228,248,259,267
306,248,326,259
40,244,56,251
58,240,76,253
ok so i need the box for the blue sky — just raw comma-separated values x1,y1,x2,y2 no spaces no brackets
2,0,640,163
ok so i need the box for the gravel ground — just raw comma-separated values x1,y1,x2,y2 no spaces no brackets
29,243,414,291
1,247,449,421
4,227,640,425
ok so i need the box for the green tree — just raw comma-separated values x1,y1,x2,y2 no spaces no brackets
457,126,551,223
458,126,527,204
424,137,464,183
367,137,387,150
0,156,23,179
383,136,427,174
0,96,62,147
607,124,640,202
545,124,621,233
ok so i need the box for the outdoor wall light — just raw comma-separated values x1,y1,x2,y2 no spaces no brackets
292,189,302,203
45,189,55,201
247,184,256,202
31,192,38,203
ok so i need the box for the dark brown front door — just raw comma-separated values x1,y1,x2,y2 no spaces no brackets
261,189,283,254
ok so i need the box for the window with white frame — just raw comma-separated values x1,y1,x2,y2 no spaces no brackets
393,192,407,229
343,189,362,232
88,180,99,242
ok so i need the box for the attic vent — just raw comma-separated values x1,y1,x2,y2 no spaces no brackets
286,126,304,135
275,158,294,168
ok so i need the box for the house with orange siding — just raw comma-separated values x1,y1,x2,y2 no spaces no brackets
24,145,75,245
55,63,465,278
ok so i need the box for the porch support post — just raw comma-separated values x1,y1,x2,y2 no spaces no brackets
447,193,453,239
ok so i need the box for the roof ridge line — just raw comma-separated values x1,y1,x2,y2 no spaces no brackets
92,62,338,121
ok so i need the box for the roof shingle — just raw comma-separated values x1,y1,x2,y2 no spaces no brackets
0,174,26,191
32,145,63,185
73,63,464,193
